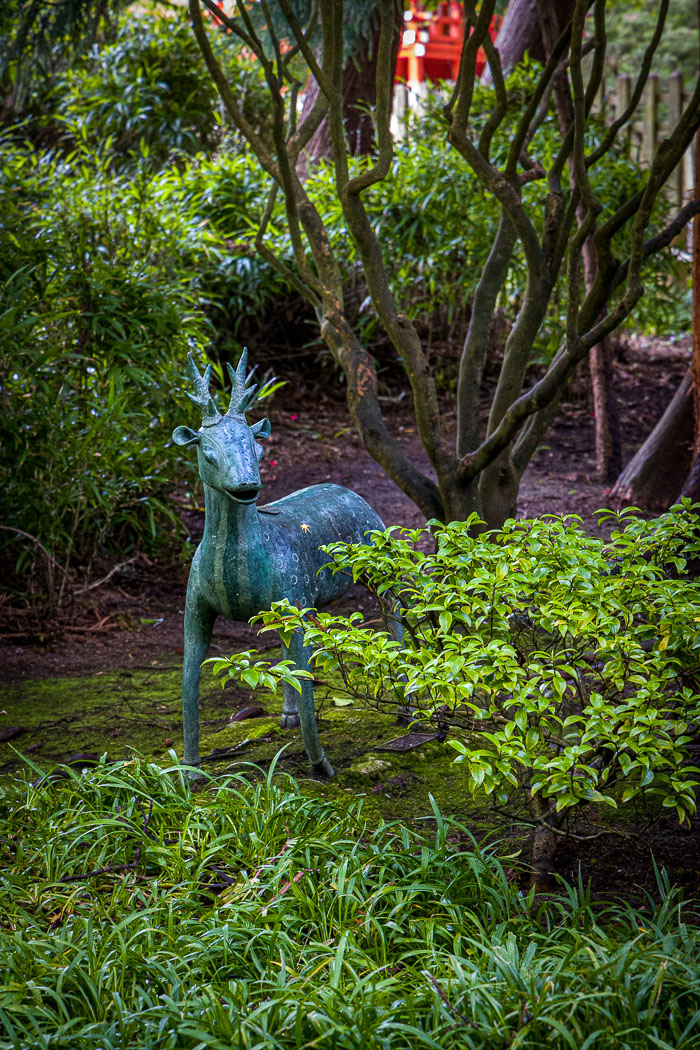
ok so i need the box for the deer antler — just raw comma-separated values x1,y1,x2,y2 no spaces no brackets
185,353,222,427
226,348,258,417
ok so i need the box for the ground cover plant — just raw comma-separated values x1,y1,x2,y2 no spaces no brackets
214,504,700,883
1,756,699,1049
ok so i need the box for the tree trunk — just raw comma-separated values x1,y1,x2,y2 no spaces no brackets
611,369,694,510
527,792,560,892
478,452,520,527
296,5,401,177
681,452,700,502
679,117,700,500
534,0,623,484
589,338,623,483
298,52,378,169
530,825,559,892
481,0,575,83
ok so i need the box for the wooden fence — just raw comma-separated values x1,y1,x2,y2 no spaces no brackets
393,71,698,223
601,72,696,217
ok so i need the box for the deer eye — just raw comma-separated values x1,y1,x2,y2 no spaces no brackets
202,447,219,466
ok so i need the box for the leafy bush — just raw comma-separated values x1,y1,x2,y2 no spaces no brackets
0,15,286,611
55,14,270,170
0,121,302,608
0,143,203,604
218,504,700,875
0,0,129,123
0,757,698,1048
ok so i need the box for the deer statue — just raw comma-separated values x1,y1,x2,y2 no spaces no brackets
173,352,389,778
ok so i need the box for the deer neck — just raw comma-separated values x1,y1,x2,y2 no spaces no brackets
202,484,262,547
201,483,266,618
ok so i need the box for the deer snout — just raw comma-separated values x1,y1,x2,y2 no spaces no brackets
223,483,260,505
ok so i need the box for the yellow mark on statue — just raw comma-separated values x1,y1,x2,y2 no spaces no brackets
300,522,311,533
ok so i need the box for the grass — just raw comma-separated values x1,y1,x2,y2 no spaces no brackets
0,664,495,838
0,756,699,1049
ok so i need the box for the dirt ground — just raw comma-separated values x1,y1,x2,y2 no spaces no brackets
1,334,691,681
1,335,697,899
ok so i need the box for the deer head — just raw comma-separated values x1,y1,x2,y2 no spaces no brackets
173,351,271,504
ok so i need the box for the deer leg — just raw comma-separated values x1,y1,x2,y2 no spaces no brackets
280,628,301,729
182,599,215,775
281,629,334,777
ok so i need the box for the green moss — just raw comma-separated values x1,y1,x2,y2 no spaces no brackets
2,667,181,763
0,656,671,849
0,656,497,832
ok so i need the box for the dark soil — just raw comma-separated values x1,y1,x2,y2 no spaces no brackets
1,334,696,901
1,334,691,681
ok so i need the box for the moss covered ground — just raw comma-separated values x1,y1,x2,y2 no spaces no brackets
0,657,497,838
3,657,698,896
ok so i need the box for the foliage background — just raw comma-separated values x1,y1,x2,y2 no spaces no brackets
0,2,694,604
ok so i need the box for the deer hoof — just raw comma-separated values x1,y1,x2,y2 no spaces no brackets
280,713,300,729
313,756,335,778
185,763,206,787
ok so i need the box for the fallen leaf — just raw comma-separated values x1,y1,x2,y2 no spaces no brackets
0,726,25,743
230,705,267,722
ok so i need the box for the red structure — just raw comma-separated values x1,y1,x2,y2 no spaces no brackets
205,2,501,90
396,2,501,86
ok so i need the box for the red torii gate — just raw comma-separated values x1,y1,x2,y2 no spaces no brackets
204,2,501,90
396,1,501,86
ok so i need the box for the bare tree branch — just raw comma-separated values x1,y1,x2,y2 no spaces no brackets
587,0,669,167
188,0,279,178
346,0,397,195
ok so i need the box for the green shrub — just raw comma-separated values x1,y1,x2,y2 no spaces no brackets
0,0,129,123
0,125,301,606
0,143,203,603
218,505,700,872
55,13,270,170
0,757,698,1048
0,11,285,608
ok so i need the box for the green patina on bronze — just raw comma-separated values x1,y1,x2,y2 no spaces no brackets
173,352,387,777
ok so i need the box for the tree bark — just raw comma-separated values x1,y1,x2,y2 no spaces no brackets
679,116,700,500
681,452,700,502
534,0,623,483
611,369,694,510
296,5,401,177
589,335,623,483
527,792,560,892
481,0,575,83
298,51,378,170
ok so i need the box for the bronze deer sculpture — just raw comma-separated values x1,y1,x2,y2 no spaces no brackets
173,352,389,777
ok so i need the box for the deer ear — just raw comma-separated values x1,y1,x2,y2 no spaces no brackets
172,425,201,447
251,418,271,440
